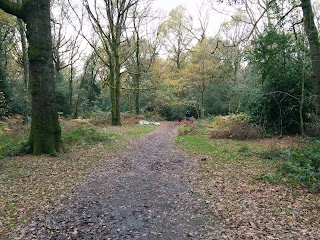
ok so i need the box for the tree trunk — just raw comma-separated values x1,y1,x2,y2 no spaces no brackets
114,55,121,126
301,0,320,113
134,34,141,115
135,75,140,115
0,0,63,155
24,0,63,155
68,66,74,115
115,73,121,125
113,26,121,126
110,77,117,125
200,82,205,119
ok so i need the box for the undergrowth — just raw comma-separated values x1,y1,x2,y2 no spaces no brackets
177,120,320,192
211,114,265,140
62,125,116,147
260,144,320,192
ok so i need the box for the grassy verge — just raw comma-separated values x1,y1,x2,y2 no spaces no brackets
177,124,320,239
0,120,157,239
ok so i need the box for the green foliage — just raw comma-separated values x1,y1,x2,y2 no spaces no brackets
62,125,114,146
0,91,8,117
0,131,28,158
178,125,193,135
0,14,26,116
90,110,111,125
55,77,70,114
0,139,29,157
258,148,293,160
238,145,250,153
245,27,314,134
261,144,320,192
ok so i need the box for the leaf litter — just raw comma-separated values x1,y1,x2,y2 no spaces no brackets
11,122,221,239
194,137,320,239
2,121,319,239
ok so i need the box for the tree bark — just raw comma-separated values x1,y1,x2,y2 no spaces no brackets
0,0,63,155
133,13,141,115
301,0,320,113
24,0,63,155
114,34,122,126
200,82,205,119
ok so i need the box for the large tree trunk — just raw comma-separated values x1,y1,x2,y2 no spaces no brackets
24,0,63,155
301,0,320,113
0,0,63,155
113,28,121,126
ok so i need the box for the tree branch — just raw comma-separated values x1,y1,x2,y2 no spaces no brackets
277,4,301,26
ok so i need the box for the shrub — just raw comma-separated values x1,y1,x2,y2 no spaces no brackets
0,91,9,118
261,144,320,192
211,113,265,140
305,114,320,137
62,125,114,146
0,116,29,157
178,125,194,136
90,111,111,125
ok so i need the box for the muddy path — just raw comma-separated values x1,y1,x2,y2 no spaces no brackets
15,122,220,239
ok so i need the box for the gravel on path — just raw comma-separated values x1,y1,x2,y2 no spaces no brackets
14,122,221,239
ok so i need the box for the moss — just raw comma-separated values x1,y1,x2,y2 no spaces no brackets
28,46,47,62
29,116,62,156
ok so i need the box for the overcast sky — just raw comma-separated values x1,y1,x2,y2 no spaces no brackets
152,0,233,36
153,0,200,13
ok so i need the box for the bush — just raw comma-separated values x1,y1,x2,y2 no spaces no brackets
62,125,114,146
0,116,29,157
210,114,265,140
90,110,111,125
261,144,320,192
305,114,320,137
0,138,29,157
0,91,9,118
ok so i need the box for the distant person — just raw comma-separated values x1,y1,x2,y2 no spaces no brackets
185,111,190,121
178,115,182,123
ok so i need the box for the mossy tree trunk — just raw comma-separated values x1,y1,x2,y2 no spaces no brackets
301,0,320,114
114,32,121,126
0,0,63,155
85,0,138,126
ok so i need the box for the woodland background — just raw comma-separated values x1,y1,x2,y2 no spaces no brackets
0,0,319,136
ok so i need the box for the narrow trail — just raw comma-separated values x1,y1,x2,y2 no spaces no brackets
15,122,220,239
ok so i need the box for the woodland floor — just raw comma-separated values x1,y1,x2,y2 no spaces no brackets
8,121,320,239
12,122,219,239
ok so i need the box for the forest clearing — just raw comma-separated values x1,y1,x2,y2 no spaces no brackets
1,117,320,239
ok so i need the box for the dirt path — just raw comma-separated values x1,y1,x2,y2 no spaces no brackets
15,122,220,239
